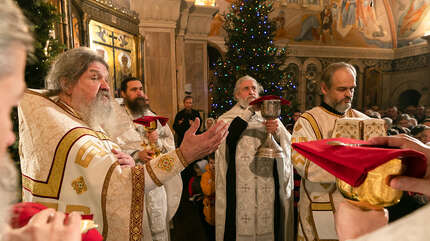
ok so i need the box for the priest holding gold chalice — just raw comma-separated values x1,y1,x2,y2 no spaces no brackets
110,76,181,241
133,115,169,159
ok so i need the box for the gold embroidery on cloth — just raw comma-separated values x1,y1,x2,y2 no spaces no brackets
95,131,110,140
37,202,59,210
311,202,333,211
176,148,188,168
292,137,308,166
291,136,308,143
301,113,322,180
75,140,107,168
129,165,145,241
71,176,88,194
66,205,91,214
292,151,305,166
102,162,120,239
157,155,174,171
294,123,302,132
301,113,322,140
22,127,103,199
145,163,162,186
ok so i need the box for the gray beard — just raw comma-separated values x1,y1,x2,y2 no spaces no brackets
0,154,18,236
333,101,351,113
238,98,250,109
81,92,113,130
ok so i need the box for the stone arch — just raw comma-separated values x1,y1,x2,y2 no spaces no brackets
390,78,427,109
398,89,422,110
303,58,322,110
282,57,304,111
282,56,302,69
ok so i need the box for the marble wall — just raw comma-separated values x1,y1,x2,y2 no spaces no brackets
184,41,208,115
142,30,178,126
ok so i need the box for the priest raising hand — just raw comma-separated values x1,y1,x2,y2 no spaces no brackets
180,118,229,164
18,47,229,241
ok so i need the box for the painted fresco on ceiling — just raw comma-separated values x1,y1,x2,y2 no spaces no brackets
392,0,430,47
210,0,393,48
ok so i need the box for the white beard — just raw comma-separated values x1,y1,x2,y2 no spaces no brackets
0,154,18,236
238,98,250,109
81,93,113,131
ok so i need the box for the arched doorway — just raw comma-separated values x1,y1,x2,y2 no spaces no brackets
398,89,421,110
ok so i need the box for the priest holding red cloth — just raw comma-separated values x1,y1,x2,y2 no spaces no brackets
291,62,368,240
333,135,430,241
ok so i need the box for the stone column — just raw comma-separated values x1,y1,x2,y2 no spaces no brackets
176,0,194,110
131,0,182,127
180,4,218,118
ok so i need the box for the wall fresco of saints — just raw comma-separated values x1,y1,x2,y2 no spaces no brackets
88,20,137,96
210,0,430,48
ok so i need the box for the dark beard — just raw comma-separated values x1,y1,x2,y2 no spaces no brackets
126,97,149,115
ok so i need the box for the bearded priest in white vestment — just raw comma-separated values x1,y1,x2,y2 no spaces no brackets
291,62,368,241
215,76,294,241
18,47,227,241
103,76,181,241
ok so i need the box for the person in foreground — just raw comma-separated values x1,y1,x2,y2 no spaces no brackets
0,0,84,240
215,75,294,241
335,134,430,241
291,62,367,241
18,47,228,241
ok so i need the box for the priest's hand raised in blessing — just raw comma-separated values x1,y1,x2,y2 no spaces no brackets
179,118,229,165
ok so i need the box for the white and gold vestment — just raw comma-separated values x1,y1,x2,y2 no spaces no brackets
107,102,181,241
215,104,294,241
19,90,187,241
291,105,367,241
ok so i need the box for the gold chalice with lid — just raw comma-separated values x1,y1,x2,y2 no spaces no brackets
337,158,404,209
142,120,161,158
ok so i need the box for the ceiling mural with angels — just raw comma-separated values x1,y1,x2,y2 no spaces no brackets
210,0,430,49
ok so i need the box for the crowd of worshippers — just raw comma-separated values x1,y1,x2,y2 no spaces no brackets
284,105,430,145
361,105,430,144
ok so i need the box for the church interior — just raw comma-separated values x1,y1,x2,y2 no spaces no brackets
27,0,430,126
10,0,430,241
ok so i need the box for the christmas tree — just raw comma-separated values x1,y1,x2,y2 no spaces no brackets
9,0,64,163
210,0,298,122
16,0,64,88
